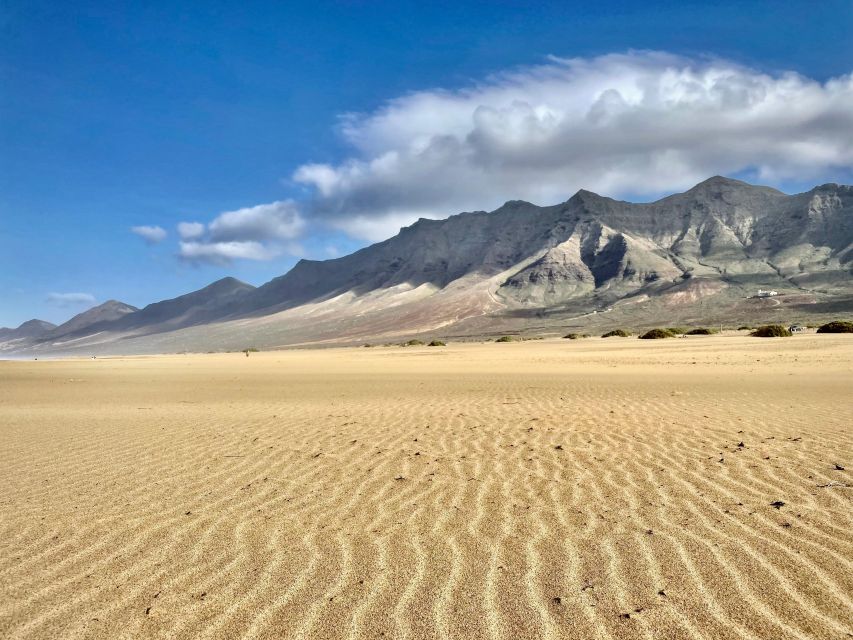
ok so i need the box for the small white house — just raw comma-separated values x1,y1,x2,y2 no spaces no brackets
756,289,779,298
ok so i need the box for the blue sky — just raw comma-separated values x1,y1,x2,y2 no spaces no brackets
2,1,852,327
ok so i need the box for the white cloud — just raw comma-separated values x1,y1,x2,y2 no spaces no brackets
208,201,305,242
177,200,305,264
46,292,96,307
177,221,205,240
293,51,853,241
178,241,277,265
131,225,167,244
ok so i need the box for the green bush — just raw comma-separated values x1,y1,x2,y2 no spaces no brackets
495,336,516,342
601,329,630,338
563,333,580,339
639,328,676,339
402,339,426,346
666,327,689,335
427,340,446,346
751,325,792,337
816,320,853,333
243,347,259,353
737,325,753,331
363,343,374,348
686,328,714,335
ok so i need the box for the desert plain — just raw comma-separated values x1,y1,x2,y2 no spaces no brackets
0,334,851,640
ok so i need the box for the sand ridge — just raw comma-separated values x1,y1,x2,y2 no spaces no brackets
1,335,851,639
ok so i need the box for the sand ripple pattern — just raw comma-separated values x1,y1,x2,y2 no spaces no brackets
1,336,851,639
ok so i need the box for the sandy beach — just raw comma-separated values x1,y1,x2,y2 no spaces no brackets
1,335,851,639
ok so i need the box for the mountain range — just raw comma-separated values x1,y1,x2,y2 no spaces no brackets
4,176,852,356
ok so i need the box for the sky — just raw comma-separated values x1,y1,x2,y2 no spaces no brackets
2,0,852,327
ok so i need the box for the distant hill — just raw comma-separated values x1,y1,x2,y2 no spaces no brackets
7,177,853,355
0,319,56,342
31,277,257,350
47,300,138,339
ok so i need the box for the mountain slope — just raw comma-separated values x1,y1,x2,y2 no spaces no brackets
239,176,852,315
47,300,138,339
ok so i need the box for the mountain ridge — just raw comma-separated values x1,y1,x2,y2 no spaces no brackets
5,177,852,355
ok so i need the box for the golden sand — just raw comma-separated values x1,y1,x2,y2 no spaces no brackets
1,335,851,639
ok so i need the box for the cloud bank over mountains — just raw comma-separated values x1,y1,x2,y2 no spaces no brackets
143,50,853,258
294,51,853,240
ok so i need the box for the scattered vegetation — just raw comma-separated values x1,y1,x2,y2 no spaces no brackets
563,333,581,339
737,325,754,331
816,320,853,333
363,343,374,348
750,324,792,337
666,327,689,335
639,328,676,339
685,327,714,335
601,329,630,338
427,340,446,346
495,336,517,342
402,339,425,346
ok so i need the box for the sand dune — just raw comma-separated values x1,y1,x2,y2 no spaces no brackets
1,335,851,639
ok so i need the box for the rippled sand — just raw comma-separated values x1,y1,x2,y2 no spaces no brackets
1,335,851,639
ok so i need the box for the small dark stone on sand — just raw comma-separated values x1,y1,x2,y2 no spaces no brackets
737,442,745,447
552,597,562,604
620,613,631,619
770,501,785,509
394,476,406,481
658,590,666,597
145,607,151,615
835,464,845,470
185,511,191,515
554,445,563,450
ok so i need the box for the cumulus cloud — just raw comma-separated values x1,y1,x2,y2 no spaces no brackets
46,292,96,307
177,200,305,264
292,50,853,241
131,225,167,244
